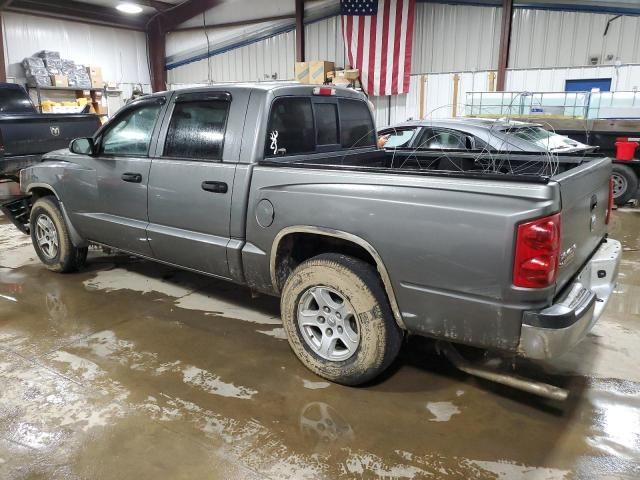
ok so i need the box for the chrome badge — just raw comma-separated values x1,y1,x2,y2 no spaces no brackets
50,126,60,137
559,243,577,267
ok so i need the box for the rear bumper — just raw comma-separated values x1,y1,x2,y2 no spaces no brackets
518,238,622,360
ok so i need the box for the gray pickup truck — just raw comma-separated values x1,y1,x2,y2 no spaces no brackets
3,84,621,396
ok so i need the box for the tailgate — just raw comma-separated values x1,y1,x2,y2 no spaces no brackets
553,156,612,292
0,114,99,157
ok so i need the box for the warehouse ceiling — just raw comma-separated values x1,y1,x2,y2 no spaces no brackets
0,0,638,32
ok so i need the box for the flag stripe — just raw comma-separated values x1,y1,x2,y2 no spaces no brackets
341,0,415,96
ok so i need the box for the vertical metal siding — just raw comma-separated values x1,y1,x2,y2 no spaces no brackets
411,3,501,74
2,11,150,84
305,16,347,67
510,9,640,69
167,29,295,84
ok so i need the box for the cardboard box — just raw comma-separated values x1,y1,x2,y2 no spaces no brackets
86,65,104,88
309,61,334,84
294,62,309,83
50,74,68,87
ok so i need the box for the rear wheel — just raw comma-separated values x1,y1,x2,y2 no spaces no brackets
280,253,403,385
30,196,87,273
612,164,638,206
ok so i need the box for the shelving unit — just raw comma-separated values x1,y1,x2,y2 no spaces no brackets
25,84,107,116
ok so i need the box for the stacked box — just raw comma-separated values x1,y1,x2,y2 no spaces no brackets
37,50,63,75
74,64,92,89
61,59,77,87
22,56,51,87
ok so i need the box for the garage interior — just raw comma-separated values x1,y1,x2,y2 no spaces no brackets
1,0,640,479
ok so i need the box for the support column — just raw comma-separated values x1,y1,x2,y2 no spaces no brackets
0,13,6,82
295,0,305,62
496,0,513,91
147,17,166,92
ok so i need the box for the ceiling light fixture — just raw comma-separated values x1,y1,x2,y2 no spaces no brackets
116,2,143,14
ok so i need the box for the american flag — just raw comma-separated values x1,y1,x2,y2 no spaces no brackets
341,0,416,96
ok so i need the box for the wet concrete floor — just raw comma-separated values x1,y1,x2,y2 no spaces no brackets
0,210,639,479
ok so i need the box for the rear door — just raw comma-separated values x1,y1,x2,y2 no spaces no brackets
146,90,248,279
553,156,612,291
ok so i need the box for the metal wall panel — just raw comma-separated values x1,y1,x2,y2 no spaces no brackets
510,9,640,68
304,16,347,67
167,30,295,84
2,11,150,84
411,3,502,74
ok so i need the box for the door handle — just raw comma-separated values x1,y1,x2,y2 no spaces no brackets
201,181,228,194
590,194,598,211
121,172,142,183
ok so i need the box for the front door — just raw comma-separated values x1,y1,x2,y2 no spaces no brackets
147,91,243,279
85,98,166,255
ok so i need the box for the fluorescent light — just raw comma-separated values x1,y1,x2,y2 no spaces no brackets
116,2,143,14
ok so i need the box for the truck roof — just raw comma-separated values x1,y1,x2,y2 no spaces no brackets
149,83,367,100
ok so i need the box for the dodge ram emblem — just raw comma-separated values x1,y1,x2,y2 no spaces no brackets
50,126,60,137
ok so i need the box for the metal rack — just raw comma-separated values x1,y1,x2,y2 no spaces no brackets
25,84,106,115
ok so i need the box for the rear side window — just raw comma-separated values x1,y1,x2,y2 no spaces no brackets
164,100,229,160
265,97,315,156
340,99,375,148
315,103,339,145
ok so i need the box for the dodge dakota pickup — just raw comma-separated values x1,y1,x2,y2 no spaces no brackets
2,84,621,397
0,82,101,180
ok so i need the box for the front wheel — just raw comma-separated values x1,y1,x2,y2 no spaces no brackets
30,196,87,273
280,253,403,386
612,164,638,206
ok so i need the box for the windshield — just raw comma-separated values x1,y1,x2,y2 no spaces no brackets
0,88,36,113
505,126,584,151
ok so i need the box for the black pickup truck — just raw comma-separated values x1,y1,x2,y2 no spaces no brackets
0,82,101,180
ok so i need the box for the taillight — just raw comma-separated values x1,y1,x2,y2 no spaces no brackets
606,177,614,225
513,213,561,288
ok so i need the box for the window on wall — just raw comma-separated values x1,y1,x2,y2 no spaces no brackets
164,100,229,160
102,103,162,156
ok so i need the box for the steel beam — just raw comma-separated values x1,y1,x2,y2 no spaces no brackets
147,16,166,92
496,0,513,91
172,14,295,32
7,0,148,29
0,12,6,82
161,0,225,32
295,0,305,62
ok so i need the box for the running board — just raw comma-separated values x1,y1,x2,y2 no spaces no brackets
438,342,569,401
0,195,32,235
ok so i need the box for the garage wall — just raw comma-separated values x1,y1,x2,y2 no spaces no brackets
2,11,151,85
166,15,345,86
510,9,640,68
420,64,640,119
411,3,502,74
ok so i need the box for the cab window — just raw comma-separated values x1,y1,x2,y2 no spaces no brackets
101,103,162,156
164,100,229,160
265,97,315,156
381,128,417,148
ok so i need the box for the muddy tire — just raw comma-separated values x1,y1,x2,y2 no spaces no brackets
612,164,638,206
29,196,87,273
280,253,403,385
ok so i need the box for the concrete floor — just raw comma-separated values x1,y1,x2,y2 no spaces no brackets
0,209,639,479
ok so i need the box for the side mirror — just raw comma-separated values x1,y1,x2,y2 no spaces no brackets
69,137,95,155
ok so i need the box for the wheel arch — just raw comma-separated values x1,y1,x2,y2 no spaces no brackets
27,183,87,248
270,225,406,329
